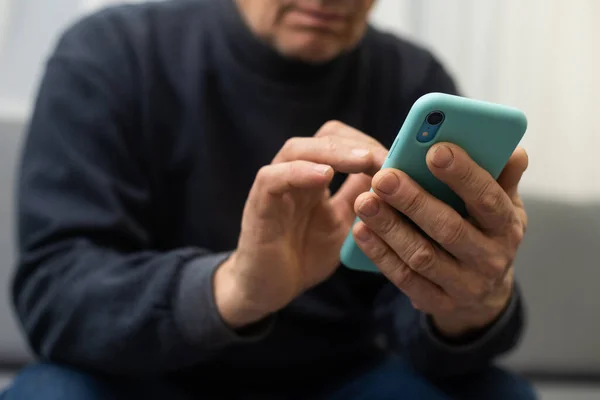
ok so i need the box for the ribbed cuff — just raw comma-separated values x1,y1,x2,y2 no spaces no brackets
421,289,520,353
174,252,274,349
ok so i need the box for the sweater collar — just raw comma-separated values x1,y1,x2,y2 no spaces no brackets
215,0,367,88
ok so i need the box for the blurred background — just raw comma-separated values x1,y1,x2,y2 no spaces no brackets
0,0,598,398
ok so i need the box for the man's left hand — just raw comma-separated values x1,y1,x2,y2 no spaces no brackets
353,143,528,338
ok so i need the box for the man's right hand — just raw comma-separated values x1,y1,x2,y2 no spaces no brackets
214,121,388,328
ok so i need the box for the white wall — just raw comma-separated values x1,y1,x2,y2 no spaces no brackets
370,0,600,202
0,0,80,120
0,0,144,121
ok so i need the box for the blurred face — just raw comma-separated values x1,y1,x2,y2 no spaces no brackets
235,0,376,63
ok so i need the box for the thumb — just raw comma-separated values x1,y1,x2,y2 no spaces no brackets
497,147,528,199
330,173,372,224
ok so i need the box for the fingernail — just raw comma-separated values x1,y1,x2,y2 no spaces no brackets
431,145,454,168
376,173,399,195
355,227,372,241
358,197,379,217
352,148,370,157
313,164,331,175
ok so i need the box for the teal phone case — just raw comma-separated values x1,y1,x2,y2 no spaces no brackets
340,92,527,273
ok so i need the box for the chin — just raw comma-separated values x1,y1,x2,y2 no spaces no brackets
278,35,345,64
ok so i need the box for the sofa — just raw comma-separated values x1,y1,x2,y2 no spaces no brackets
1,118,599,394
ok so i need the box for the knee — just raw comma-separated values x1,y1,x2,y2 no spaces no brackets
470,367,539,400
2,363,118,400
491,368,538,400
510,376,538,400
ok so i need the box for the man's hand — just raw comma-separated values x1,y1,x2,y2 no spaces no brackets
215,121,388,329
352,143,528,338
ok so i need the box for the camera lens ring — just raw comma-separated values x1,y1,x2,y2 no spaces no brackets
426,111,445,126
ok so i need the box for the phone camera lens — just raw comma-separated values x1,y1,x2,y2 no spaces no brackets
426,111,445,126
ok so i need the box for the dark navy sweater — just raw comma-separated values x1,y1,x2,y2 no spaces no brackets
13,0,523,387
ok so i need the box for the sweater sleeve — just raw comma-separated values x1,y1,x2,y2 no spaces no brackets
12,12,271,378
374,54,526,379
376,283,525,379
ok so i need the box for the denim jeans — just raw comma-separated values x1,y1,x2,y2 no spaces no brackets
1,357,537,399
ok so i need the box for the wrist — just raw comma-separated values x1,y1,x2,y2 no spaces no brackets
214,252,270,329
431,287,513,339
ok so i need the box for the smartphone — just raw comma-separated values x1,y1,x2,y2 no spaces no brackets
340,92,527,273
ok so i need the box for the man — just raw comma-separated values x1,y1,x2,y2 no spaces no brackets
3,0,536,398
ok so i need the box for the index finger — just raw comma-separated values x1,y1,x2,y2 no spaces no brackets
426,143,516,235
273,136,385,176
315,121,388,163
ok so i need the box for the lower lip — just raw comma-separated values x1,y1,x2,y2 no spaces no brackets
286,10,345,30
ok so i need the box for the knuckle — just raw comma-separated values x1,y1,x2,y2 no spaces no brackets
377,212,397,235
478,187,504,214
458,164,476,185
285,162,301,179
255,165,272,184
467,280,490,302
487,255,509,279
281,137,300,155
435,214,467,246
391,264,414,288
322,135,339,154
408,244,436,274
507,215,525,243
511,222,525,245
402,190,426,216
368,242,390,265
317,120,343,137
